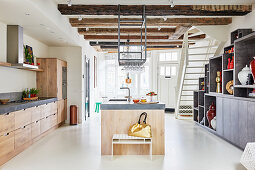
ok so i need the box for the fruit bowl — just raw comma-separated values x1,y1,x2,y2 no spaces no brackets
133,99,140,103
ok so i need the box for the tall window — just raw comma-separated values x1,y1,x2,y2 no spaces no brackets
104,55,150,98
159,52,178,62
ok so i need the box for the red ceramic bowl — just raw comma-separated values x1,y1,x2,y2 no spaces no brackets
133,99,140,103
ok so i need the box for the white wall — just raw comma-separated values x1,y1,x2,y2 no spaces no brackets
0,21,49,93
227,4,255,45
48,47,84,123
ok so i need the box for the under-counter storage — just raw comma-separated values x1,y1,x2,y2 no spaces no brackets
0,131,15,157
45,102,57,117
57,99,66,124
31,120,41,139
50,113,58,128
15,108,32,130
0,112,15,136
14,124,32,149
32,106,42,123
216,97,255,149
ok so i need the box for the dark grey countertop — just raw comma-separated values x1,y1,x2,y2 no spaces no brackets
100,101,165,110
0,97,57,115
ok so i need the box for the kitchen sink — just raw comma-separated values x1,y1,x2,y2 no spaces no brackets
109,99,127,101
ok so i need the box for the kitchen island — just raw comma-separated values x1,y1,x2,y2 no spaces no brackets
101,101,165,155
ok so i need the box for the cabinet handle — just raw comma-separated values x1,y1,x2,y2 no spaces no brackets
4,133,9,136
23,126,26,129
36,120,39,123
4,113,10,116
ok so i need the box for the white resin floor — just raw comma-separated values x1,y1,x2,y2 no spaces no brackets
1,114,246,170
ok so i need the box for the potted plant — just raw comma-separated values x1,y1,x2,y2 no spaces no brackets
30,88,39,97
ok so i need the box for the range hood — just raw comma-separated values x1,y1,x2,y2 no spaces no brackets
7,25,38,69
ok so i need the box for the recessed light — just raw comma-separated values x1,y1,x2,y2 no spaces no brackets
170,0,175,8
78,16,83,21
67,0,72,7
158,26,161,31
86,27,89,31
163,16,167,21
177,45,179,48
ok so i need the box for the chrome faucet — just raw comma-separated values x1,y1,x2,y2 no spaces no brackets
120,87,131,102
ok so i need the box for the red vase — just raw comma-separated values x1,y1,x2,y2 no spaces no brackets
227,58,231,69
207,102,216,128
230,56,234,69
250,57,255,84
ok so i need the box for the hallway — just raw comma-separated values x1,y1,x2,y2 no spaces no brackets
1,114,244,170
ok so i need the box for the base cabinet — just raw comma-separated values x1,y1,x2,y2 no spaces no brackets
0,132,14,158
0,101,64,166
14,124,32,149
216,97,255,149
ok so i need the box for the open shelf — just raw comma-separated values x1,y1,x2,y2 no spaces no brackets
198,91,205,106
209,55,222,93
223,71,234,95
204,95,216,131
0,62,43,72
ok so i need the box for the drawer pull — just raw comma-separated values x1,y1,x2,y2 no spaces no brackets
23,126,26,129
4,132,10,136
4,112,10,116
36,120,39,123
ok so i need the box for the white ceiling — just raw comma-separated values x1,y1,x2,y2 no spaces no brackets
0,0,82,46
55,0,255,5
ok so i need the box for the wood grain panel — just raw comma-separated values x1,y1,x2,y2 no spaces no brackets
14,124,32,149
223,98,231,141
14,109,32,130
0,131,14,158
101,110,165,155
32,106,41,123
50,113,58,128
58,99,65,123
0,112,15,136
113,144,150,155
31,121,41,139
40,116,51,134
238,100,248,149
216,97,223,137
247,102,255,143
230,99,239,146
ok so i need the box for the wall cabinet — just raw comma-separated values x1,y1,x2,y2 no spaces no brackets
0,100,64,166
216,97,255,149
37,58,67,100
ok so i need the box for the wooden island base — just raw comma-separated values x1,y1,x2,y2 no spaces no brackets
101,110,165,155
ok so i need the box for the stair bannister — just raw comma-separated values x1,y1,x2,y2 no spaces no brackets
175,32,189,119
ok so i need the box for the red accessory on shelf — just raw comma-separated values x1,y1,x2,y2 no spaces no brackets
230,56,234,69
207,102,216,128
250,57,255,84
227,58,231,69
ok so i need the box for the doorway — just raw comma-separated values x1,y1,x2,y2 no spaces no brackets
85,57,90,120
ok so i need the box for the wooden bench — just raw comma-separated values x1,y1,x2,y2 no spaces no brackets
112,134,152,158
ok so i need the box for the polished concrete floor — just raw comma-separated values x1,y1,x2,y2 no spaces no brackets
1,114,246,170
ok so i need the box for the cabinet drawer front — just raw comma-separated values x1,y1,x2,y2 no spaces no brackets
15,109,32,130
0,131,15,157
32,106,41,123
39,104,47,119
0,112,15,136
51,113,58,128
32,121,41,139
45,102,57,117
14,124,32,149
40,116,51,133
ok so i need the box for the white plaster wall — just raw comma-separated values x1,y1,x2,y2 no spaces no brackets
48,47,83,123
0,21,49,93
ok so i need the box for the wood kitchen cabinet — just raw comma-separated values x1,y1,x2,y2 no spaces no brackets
0,101,63,166
36,58,67,100
57,99,66,124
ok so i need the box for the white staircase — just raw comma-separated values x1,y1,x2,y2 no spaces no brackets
176,28,221,119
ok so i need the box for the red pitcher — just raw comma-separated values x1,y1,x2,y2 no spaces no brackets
207,102,216,128
250,57,255,84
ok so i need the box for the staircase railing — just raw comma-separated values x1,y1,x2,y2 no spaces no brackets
175,32,189,118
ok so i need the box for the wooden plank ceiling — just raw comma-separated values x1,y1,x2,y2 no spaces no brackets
58,4,252,52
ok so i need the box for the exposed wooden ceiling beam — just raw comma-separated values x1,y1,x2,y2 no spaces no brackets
58,5,251,16
78,28,175,35
70,18,232,28
84,34,205,40
170,26,191,39
90,41,195,46
100,45,182,49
